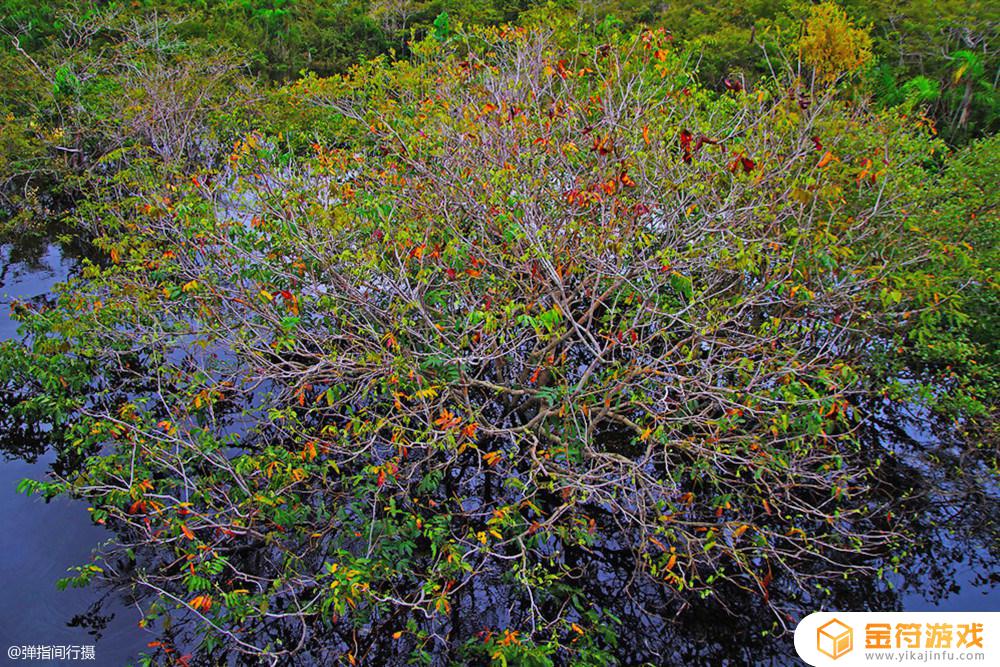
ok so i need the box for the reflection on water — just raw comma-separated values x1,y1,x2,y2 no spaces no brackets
876,405,998,614
1,241,149,666
0,240,996,665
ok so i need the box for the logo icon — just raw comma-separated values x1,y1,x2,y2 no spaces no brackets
817,618,853,660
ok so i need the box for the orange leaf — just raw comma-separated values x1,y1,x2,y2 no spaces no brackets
189,595,212,612
433,409,461,430
303,441,318,461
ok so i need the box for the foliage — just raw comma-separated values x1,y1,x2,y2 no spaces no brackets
2,19,995,664
884,134,999,418
0,2,996,664
799,2,872,82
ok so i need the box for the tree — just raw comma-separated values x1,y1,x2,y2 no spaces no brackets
6,20,994,664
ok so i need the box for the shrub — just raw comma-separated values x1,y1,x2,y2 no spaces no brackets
4,22,992,664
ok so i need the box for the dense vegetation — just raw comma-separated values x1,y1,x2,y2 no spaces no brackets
0,1,996,665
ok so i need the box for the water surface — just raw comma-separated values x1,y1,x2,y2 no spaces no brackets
1,242,148,666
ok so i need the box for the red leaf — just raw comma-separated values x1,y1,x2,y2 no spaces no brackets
679,129,693,152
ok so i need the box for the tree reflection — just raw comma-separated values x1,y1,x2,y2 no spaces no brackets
2,399,978,666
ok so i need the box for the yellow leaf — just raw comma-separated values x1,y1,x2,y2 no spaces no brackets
953,63,968,84
413,386,440,400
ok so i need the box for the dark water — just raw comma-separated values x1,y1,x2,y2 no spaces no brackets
885,409,998,613
0,240,995,665
0,241,150,666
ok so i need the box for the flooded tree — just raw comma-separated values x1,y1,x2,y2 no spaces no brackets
1,11,996,667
